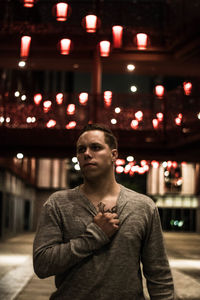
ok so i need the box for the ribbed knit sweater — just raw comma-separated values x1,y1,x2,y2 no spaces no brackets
33,185,175,300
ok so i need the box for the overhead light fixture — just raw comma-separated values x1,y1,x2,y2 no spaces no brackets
79,93,88,105
34,93,42,105
183,81,192,95
59,38,71,55
154,85,164,98
82,14,99,33
54,2,70,22
23,0,35,8
104,91,112,107
130,85,137,93
56,93,64,105
20,36,31,59
67,104,75,115
99,41,111,57
136,33,148,50
18,61,26,68
127,64,135,71
112,26,123,48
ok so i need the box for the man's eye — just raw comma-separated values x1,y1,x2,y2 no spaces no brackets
77,147,85,153
91,145,101,151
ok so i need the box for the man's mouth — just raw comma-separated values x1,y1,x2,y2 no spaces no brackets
83,163,97,167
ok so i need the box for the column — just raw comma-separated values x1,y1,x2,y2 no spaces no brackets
91,48,102,122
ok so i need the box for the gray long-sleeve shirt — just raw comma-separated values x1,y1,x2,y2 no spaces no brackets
33,185,175,300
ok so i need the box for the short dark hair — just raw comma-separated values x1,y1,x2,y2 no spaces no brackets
79,123,118,150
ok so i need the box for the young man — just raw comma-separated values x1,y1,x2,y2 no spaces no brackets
33,123,175,300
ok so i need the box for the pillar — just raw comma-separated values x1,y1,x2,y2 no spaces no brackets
91,48,102,122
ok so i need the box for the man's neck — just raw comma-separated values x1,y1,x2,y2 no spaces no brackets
81,176,120,204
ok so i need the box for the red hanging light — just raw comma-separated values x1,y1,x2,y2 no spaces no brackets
116,159,126,166
23,0,35,8
66,121,76,129
156,112,163,121
155,85,164,98
60,39,71,55
104,91,112,107
152,118,159,129
151,160,159,168
130,119,139,129
55,2,69,21
183,81,192,95
43,100,52,113
56,93,64,105
136,33,148,50
67,104,75,115
140,160,147,167
46,119,56,128
112,26,123,48
20,36,31,59
34,93,42,105
99,41,111,57
135,110,143,121
175,117,181,126
79,93,88,105
82,14,98,33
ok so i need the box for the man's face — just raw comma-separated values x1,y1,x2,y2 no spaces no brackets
76,130,118,179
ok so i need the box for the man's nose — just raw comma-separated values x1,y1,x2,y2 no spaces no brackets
84,147,92,159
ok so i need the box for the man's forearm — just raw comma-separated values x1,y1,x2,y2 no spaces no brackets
33,222,109,278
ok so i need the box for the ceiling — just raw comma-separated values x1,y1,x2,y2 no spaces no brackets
1,0,200,161
0,0,200,75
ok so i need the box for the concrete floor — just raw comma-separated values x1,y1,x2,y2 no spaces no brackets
0,232,200,300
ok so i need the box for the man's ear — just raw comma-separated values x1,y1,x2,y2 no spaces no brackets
111,149,118,162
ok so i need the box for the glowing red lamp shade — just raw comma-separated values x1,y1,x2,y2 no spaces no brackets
116,159,126,166
34,93,42,105
116,166,124,174
46,119,56,128
66,121,76,129
175,117,181,126
43,100,52,113
156,112,163,121
130,119,139,130
155,85,164,98
55,2,69,21
56,93,63,105
172,161,178,169
152,118,159,129
20,36,31,59
60,39,71,55
79,93,88,105
99,41,110,57
140,160,147,167
112,26,123,48
136,33,148,50
151,160,159,168
82,15,98,33
23,0,35,8
104,91,112,107
135,110,143,121
183,81,192,95
178,113,183,119
67,104,75,115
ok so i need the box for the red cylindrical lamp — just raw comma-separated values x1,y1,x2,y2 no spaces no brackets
112,26,123,48
60,39,71,55
20,36,31,59
155,85,164,98
99,41,111,57
55,2,69,21
136,33,148,50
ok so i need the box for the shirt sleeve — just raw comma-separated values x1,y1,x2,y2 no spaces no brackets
141,206,176,299
33,202,109,279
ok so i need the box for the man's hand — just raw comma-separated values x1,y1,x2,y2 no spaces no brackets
94,212,120,238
